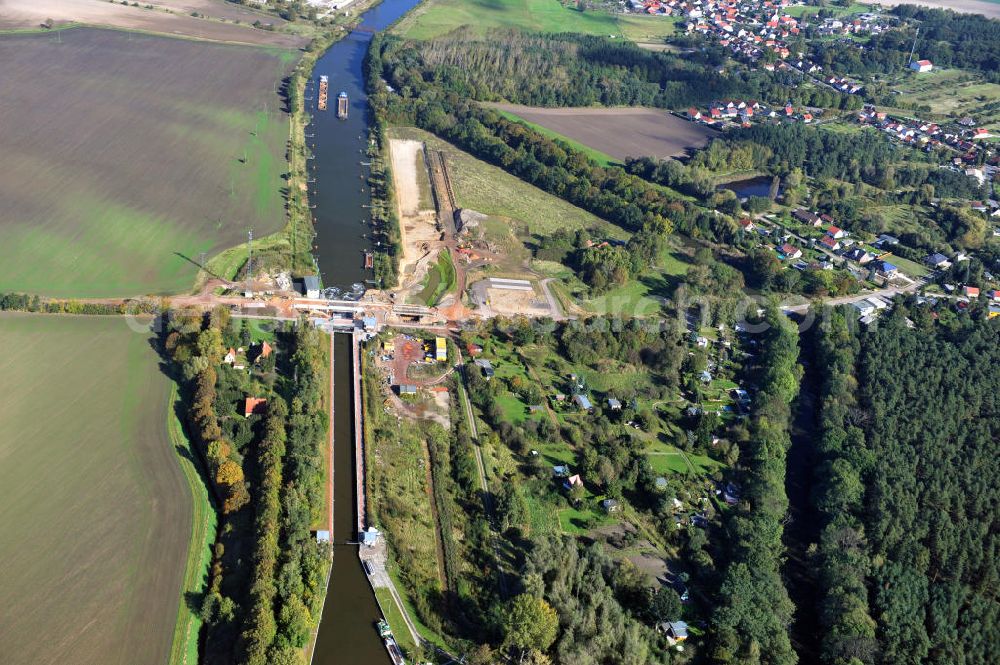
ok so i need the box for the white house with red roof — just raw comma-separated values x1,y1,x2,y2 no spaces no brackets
820,235,841,251
910,59,933,73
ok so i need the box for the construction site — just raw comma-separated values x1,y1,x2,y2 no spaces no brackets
386,133,565,322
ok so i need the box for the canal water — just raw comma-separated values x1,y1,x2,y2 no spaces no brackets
307,0,417,290
309,0,420,663
312,335,388,665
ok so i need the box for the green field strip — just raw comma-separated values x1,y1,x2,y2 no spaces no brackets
167,383,219,665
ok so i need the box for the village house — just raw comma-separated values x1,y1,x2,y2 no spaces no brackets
844,247,873,265
253,340,272,365
223,347,247,370
875,260,899,279
244,397,267,418
779,243,802,259
925,253,951,269
474,358,495,380
909,59,933,73
657,620,689,645
793,208,822,226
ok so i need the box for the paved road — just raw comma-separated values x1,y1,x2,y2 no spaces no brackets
780,278,925,314
539,278,568,321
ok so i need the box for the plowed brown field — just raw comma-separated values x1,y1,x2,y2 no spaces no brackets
492,103,716,161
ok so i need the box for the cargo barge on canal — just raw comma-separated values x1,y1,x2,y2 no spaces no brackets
317,74,329,111
337,91,349,119
377,620,406,665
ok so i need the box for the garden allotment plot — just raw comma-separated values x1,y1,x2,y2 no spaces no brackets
0,314,191,665
0,27,296,297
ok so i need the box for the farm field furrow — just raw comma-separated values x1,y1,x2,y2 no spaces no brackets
0,27,296,297
0,314,192,665
0,0,307,48
490,103,717,161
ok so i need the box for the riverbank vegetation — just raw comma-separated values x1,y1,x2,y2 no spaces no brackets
811,306,1000,664
165,310,330,665
364,44,404,288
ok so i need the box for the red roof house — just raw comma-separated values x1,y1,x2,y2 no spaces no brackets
244,397,268,418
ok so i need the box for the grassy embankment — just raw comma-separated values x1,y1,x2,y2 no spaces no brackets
167,385,218,665
416,249,457,306
393,0,679,42
390,127,625,242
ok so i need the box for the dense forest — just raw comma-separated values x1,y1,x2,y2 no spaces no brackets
815,7,1000,80
812,306,1000,664
395,30,856,111
165,310,330,665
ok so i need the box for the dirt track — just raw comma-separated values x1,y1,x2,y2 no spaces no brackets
0,0,306,47
491,104,717,161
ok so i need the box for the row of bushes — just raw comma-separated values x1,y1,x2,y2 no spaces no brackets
363,38,401,289
166,309,330,665
0,292,161,315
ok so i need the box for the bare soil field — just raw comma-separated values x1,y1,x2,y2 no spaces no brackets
0,27,296,297
389,138,442,293
0,0,306,47
0,314,191,665
491,104,717,161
